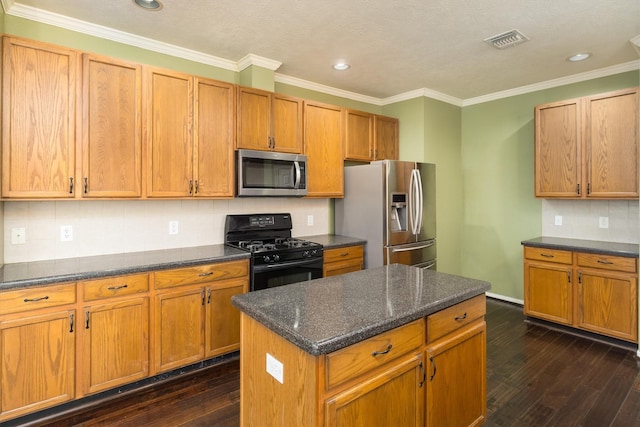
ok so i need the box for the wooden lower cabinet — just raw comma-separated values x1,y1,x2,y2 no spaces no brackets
205,278,246,357
523,246,638,343
323,245,364,277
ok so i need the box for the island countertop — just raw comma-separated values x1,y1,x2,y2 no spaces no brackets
232,264,490,355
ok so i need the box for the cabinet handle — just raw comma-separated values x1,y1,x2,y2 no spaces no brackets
587,183,591,195
454,312,467,321
107,284,128,291
576,183,581,195
198,272,214,277
372,344,393,356
207,288,212,304
85,311,90,329
84,177,88,194
429,356,437,381
24,295,49,303
339,252,349,257
201,289,206,306
540,253,554,258
578,271,582,284
567,271,571,283
69,177,74,194
195,180,199,194
419,361,426,388
189,180,194,194
597,259,614,265
69,313,74,333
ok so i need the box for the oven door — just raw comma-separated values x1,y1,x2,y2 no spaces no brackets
251,257,323,291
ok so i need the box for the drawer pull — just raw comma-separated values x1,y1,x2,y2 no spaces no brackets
339,252,349,257
24,296,49,303
198,272,214,277
454,312,467,321
372,344,393,356
429,356,437,381
597,259,614,265
107,284,128,291
540,253,554,258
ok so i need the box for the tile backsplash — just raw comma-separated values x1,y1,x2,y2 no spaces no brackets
542,199,639,244
3,198,331,263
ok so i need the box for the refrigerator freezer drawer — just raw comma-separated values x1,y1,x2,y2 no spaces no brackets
385,240,437,270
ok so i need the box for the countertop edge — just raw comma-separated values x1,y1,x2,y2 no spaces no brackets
521,236,639,258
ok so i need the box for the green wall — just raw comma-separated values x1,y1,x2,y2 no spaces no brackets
460,71,640,300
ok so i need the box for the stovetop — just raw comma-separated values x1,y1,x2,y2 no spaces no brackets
232,237,322,254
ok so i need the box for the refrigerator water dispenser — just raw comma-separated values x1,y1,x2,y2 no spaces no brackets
390,193,407,232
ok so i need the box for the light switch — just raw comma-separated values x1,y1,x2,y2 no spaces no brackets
554,215,562,226
11,227,26,245
599,216,609,229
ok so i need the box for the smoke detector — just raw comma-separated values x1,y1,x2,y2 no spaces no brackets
484,29,529,49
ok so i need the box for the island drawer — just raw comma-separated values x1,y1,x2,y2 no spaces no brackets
576,253,637,273
323,245,364,263
524,247,572,264
0,282,76,315
154,260,249,289
427,294,486,342
325,319,424,389
82,273,149,301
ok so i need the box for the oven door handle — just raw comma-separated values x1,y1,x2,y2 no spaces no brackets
253,257,322,272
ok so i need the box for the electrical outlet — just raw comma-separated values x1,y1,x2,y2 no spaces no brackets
307,215,314,226
60,225,73,242
11,227,26,245
169,221,179,235
266,353,284,384
554,215,562,226
598,216,609,229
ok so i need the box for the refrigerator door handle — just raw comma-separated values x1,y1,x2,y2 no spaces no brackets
390,241,435,252
409,169,417,234
415,168,424,234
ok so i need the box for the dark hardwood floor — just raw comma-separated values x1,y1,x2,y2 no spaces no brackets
8,298,640,426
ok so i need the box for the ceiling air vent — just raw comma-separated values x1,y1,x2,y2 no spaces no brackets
484,29,529,49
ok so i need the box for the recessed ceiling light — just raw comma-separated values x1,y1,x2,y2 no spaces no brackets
333,62,350,71
567,52,591,62
134,0,163,10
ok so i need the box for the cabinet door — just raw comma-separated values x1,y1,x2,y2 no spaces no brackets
2,37,77,198
524,261,573,325
577,269,638,342
323,245,364,277
534,99,582,198
584,88,639,199
272,93,303,153
236,87,271,151
82,297,149,394
205,278,247,358
82,54,142,198
426,321,486,427
374,115,399,160
304,101,344,197
0,310,76,421
324,353,424,427
146,67,193,197
194,78,235,197
154,287,205,373
344,109,374,161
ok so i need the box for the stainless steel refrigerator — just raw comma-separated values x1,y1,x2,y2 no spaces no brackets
335,160,436,270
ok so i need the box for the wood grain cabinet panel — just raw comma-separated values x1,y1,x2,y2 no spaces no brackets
323,245,364,277
344,110,399,162
2,36,78,199
81,54,142,198
373,115,399,160
524,261,573,325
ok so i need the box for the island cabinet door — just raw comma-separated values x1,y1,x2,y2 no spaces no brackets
425,321,486,427
324,353,425,427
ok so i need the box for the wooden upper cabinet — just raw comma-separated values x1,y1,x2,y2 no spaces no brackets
2,36,78,199
145,67,194,197
584,87,639,198
236,87,302,153
534,87,639,199
303,100,344,197
374,115,399,160
344,109,374,161
194,78,235,197
81,54,142,198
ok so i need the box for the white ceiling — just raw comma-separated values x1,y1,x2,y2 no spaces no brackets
4,0,640,104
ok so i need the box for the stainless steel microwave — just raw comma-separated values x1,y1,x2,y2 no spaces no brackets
237,149,308,197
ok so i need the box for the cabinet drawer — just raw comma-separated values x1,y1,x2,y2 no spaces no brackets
524,247,572,264
0,283,76,316
154,260,249,289
576,253,637,273
324,245,364,264
325,319,424,389
83,273,149,301
427,294,486,342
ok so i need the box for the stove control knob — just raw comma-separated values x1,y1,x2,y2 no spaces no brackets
273,254,280,262
311,249,318,256
303,250,310,258
263,255,271,263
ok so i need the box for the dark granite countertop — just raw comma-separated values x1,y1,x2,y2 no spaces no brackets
521,237,639,258
232,264,490,356
0,245,249,291
297,234,366,249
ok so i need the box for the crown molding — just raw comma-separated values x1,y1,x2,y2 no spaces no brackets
238,54,282,71
4,2,639,109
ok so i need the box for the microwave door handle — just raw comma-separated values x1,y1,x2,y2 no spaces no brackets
293,161,301,189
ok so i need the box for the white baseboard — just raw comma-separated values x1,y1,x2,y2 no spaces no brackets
486,292,524,306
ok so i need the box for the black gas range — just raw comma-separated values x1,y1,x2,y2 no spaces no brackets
224,214,323,291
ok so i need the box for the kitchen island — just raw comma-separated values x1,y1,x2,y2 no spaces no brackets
232,264,491,427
